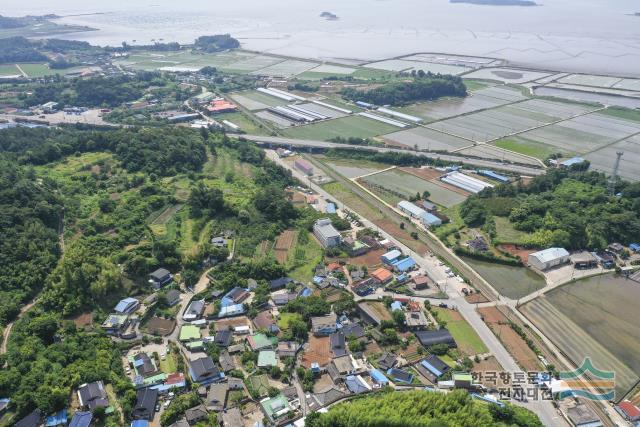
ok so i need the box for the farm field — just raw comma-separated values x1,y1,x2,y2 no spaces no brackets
585,134,640,181
513,112,640,155
460,256,546,300
612,78,640,91
20,63,74,77
477,306,540,371
463,67,552,84
398,86,526,122
382,126,472,151
282,115,400,140
363,59,468,75
273,229,297,264
521,274,640,398
362,301,392,322
214,111,268,135
425,99,595,143
361,169,468,207
493,137,561,160
307,64,355,74
557,74,623,88
286,231,323,283
0,64,21,77
321,158,387,179
219,55,284,73
457,144,545,166
250,59,319,77
433,308,488,356
229,90,288,111
119,49,256,71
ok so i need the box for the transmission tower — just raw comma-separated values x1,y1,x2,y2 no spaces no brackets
608,151,623,195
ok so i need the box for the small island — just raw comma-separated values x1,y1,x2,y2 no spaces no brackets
450,0,538,5
320,11,339,20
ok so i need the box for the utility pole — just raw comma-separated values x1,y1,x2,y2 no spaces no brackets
608,151,623,195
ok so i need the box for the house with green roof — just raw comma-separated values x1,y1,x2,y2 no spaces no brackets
261,394,292,422
257,350,278,368
179,324,201,342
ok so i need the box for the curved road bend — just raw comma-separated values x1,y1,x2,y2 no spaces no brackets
241,135,545,177
266,150,565,426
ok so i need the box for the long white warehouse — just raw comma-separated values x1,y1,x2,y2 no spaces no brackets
312,100,352,114
441,171,494,194
257,87,295,101
267,87,307,101
358,112,408,128
377,107,423,123
287,105,328,120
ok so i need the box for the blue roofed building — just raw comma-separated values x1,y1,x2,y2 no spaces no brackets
326,203,336,214
69,412,92,427
381,249,402,265
630,243,640,252
391,257,416,272
421,212,442,228
298,287,313,298
45,409,67,427
390,301,403,312
478,170,510,183
559,156,586,168
114,297,140,314
419,355,451,380
131,421,149,427
218,304,245,318
369,369,389,385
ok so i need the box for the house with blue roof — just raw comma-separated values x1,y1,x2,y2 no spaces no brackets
45,409,67,427
418,355,451,380
390,301,403,312
326,202,336,214
114,297,140,314
391,257,416,273
131,421,149,427
630,243,640,252
369,369,388,386
559,156,586,168
478,170,509,183
298,287,313,298
69,411,92,427
218,304,245,318
421,212,442,228
381,249,402,265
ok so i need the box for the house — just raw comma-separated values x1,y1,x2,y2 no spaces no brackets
419,355,451,379
607,243,624,253
415,329,456,348
15,409,42,427
594,251,615,269
630,243,640,252
261,394,292,422
311,313,337,336
369,369,389,386
277,341,300,358
341,323,365,340
391,257,416,273
453,372,474,389
272,291,298,306
183,299,206,321
313,218,342,248
330,332,346,357
467,236,489,252
165,289,182,307
207,99,237,114
422,200,437,212
114,297,140,314
616,401,640,422
413,275,430,290
101,313,130,336
405,310,429,329
387,368,413,384
345,375,372,394
206,383,228,411
370,267,393,285
559,156,586,168
258,350,278,368
149,268,173,288
381,249,402,265
528,247,570,271
566,404,603,427
312,386,348,408
421,212,442,227
220,407,244,427
214,329,233,347
570,251,599,269
223,287,249,305
168,420,190,427
77,381,109,410
326,202,336,214
329,355,355,379
69,412,92,427
185,405,208,425
269,277,293,291
344,238,369,256
219,350,235,372
131,421,149,427
131,352,158,377
132,388,158,421
228,377,244,391
377,353,397,371
189,357,224,385
253,310,276,331
218,303,245,318
294,159,314,176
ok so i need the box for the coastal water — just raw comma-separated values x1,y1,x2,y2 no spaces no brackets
4,0,640,76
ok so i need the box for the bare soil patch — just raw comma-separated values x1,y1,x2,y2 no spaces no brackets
497,244,534,263
215,316,250,331
301,336,331,368
274,229,297,264
73,312,93,328
347,248,386,269
145,317,176,336
465,292,489,304
373,219,428,254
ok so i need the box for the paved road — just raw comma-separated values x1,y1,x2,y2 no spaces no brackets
267,150,565,426
245,135,545,176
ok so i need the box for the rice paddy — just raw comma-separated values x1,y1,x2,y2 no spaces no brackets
457,144,544,166
250,59,319,77
462,67,552,84
363,59,469,75
382,126,472,151
520,274,640,398
585,134,640,181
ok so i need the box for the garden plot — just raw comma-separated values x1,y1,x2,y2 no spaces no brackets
400,86,526,121
463,67,552,84
250,59,319,77
382,126,472,151
295,102,348,119
557,74,623,88
282,115,399,140
515,112,640,154
521,274,640,398
585,134,640,181
361,169,467,207
229,90,288,111
458,144,543,166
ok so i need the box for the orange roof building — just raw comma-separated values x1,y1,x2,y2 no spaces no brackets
326,262,342,272
370,267,393,284
207,99,237,114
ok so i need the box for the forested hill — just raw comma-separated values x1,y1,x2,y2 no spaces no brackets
341,73,467,106
305,389,542,427
460,167,640,249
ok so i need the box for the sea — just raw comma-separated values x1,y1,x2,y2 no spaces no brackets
4,0,640,76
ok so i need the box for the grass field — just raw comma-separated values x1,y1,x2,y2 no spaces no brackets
283,115,399,140
493,216,530,244
433,307,488,356
159,353,177,373
277,312,303,330
460,256,546,300
286,231,323,283
215,111,269,134
0,64,20,77
493,137,561,160
521,273,640,398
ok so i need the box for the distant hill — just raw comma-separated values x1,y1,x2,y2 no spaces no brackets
451,0,538,5
0,15,27,29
